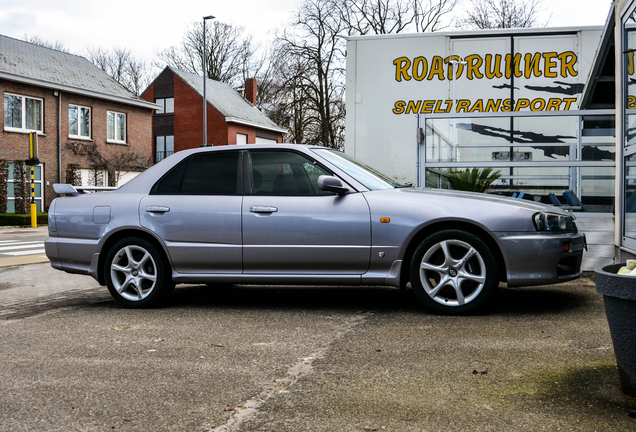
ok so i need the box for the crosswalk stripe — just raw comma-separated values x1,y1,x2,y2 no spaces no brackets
5,249,46,256
0,243,45,252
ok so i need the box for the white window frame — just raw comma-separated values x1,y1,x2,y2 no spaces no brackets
7,162,44,213
68,104,92,139
4,92,44,133
107,111,127,144
154,97,174,114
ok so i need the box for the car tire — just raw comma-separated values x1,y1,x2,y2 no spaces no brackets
104,237,174,308
410,230,498,315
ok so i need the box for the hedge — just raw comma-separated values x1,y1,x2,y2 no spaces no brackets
0,213,48,227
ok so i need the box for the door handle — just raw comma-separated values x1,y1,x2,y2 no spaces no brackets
145,206,170,213
250,206,278,213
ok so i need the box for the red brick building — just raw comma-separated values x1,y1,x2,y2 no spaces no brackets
141,67,285,162
0,34,157,212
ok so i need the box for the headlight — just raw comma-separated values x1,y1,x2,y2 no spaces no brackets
533,212,576,232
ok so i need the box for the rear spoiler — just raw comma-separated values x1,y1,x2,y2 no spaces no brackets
53,183,118,195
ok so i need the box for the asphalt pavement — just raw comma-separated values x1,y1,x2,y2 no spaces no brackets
1,250,635,431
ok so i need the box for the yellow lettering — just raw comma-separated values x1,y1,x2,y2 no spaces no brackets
427,56,445,81
558,51,578,77
562,97,577,110
393,57,412,82
543,52,558,78
444,55,465,79
546,98,562,111
485,54,503,79
629,96,636,109
524,53,542,79
420,100,434,113
444,100,453,113
465,54,484,80
505,53,523,79
406,100,422,114
502,99,513,112
628,51,635,76
393,101,406,114
485,99,501,112
469,99,484,112
434,100,446,113
515,98,530,111
413,57,428,81
530,98,546,111
456,99,471,113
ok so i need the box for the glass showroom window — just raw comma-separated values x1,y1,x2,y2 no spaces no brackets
623,5,636,248
107,111,126,142
155,135,174,162
69,105,91,138
155,98,174,114
3,93,43,132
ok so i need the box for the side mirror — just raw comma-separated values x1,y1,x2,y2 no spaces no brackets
318,175,349,195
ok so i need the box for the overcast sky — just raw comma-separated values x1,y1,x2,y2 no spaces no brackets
0,0,614,68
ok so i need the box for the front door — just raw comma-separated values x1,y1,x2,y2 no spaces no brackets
242,150,371,275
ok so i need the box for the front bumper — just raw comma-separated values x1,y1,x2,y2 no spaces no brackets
496,231,585,287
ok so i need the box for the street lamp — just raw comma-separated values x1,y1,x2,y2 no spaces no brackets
202,15,215,147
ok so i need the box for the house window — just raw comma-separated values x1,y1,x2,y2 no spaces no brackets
4,93,43,132
69,105,91,138
107,111,126,143
7,163,43,213
155,98,174,114
156,135,174,162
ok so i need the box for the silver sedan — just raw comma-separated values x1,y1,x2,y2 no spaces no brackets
45,144,585,315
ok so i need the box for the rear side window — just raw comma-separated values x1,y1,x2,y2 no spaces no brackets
152,151,240,195
152,157,190,194
181,152,240,195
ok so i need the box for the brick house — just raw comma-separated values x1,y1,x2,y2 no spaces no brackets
141,66,285,162
0,34,157,213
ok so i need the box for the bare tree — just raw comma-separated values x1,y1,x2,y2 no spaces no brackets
85,47,152,96
21,33,69,52
66,142,152,187
458,0,548,29
274,0,349,149
334,0,457,35
156,21,263,90
266,0,459,148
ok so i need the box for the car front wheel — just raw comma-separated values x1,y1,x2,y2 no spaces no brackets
410,230,498,315
104,237,173,308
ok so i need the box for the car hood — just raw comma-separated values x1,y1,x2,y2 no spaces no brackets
398,187,569,215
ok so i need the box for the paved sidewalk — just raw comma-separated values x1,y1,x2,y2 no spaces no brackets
0,226,50,267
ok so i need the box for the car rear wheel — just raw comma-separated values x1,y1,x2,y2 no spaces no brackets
104,237,173,308
410,230,498,315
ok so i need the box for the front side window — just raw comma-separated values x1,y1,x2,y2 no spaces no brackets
69,105,91,138
249,151,334,196
4,93,43,132
107,111,126,142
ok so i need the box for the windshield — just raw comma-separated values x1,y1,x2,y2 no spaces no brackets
312,148,404,190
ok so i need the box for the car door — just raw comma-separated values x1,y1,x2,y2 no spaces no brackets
242,150,371,275
139,150,243,274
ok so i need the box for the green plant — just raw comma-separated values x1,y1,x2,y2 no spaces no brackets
0,213,48,227
448,168,501,192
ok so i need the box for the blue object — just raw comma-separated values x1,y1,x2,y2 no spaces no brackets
563,190,588,212
548,193,562,206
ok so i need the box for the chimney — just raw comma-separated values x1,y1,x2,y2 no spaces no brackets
245,77,257,106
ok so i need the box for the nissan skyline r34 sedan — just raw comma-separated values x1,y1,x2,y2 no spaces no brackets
45,144,585,315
